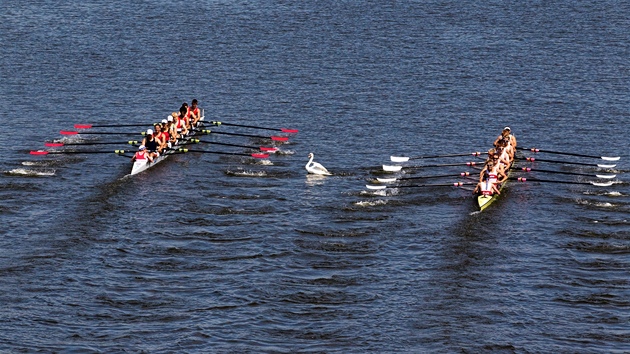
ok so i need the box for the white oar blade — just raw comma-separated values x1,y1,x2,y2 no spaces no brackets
366,184,387,190
382,165,403,172
376,177,397,183
390,156,410,162
598,164,616,168
591,181,614,187
596,174,616,179
601,156,620,161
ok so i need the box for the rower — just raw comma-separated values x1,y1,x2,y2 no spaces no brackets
175,108,189,137
131,145,153,163
141,129,159,160
179,102,191,130
153,123,167,152
189,99,201,127
159,119,171,149
474,169,501,196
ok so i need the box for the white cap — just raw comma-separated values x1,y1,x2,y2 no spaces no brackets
147,129,153,135
504,126,511,131
139,145,146,150
167,116,174,122
167,115,172,120
161,119,168,124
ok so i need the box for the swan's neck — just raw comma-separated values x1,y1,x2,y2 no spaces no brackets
306,155,314,167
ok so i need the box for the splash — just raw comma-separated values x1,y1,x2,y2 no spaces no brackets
5,168,55,177
226,169,267,177
354,199,388,207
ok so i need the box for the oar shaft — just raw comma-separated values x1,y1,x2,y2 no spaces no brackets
407,161,479,169
201,130,266,139
522,157,610,167
518,147,619,160
511,177,601,185
75,123,151,128
209,121,298,133
515,167,596,177
176,148,268,158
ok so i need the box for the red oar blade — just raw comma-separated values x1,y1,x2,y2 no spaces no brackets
260,147,278,152
45,143,64,147
251,153,270,159
74,124,93,129
60,130,79,135
271,136,289,142
280,128,299,133
30,150,49,155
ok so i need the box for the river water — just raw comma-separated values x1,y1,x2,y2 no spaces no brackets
1,1,629,352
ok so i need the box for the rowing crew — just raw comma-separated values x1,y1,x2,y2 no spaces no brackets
131,99,202,163
473,127,517,196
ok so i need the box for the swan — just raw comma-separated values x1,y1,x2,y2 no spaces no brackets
305,153,332,175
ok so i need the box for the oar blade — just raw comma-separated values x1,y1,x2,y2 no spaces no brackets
280,128,299,133
390,156,410,162
376,177,397,183
251,153,269,159
30,150,49,155
271,136,289,142
595,174,616,179
60,130,79,135
598,164,616,168
260,147,279,152
74,124,93,129
45,143,64,147
592,181,614,187
382,165,402,172
366,185,387,190
601,156,621,161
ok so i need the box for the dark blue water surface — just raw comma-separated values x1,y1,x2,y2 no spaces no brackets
1,1,629,352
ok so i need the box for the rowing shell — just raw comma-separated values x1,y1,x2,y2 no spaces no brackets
476,161,512,211
130,112,203,175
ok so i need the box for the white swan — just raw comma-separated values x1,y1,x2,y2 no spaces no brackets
305,153,332,175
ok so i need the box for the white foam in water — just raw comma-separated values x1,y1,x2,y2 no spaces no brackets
7,168,55,176
227,170,267,177
354,199,388,207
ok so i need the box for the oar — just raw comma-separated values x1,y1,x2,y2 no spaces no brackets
74,123,152,129
175,148,269,159
511,177,614,187
513,166,616,179
198,129,288,142
521,157,616,168
44,140,141,147
390,152,482,163
30,149,130,155
383,161,480,172
366,182,473,190
60,130,144,136
376,172,472,183
181,138,278,152
208,121,298,133
518,147,620,161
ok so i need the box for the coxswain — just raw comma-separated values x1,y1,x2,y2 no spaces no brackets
189,99,201,127
132,145,153,163
141,129,160,160
494,127,517,148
